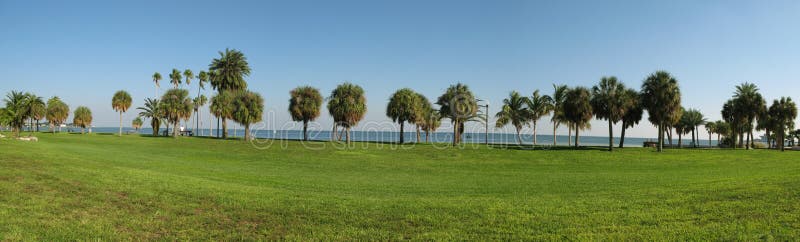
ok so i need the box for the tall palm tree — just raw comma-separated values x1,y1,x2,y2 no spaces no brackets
112,90,133,136
420,108,441,143
550,84,569,146
209,48,250,92
24,93,45,133
756,108,774,148
230,90,264,141
132,117,143,132
563,87,593,147
289,86,323,141
591,76,627,151
732,82,766,149
527,90,552,146
161,89,193,138
196,71,209,133
46,96,69,133
676,109,690,148
640,71,682,152
169,69,182,88
152,72,162,97
387,88,420,143
327,83,367,144
137,98,163,136
768,97,797,151
494,91,529,144
193,95,207,134
721,99,745,148
73,106,92,134
683,109,706,148
413,93,432,143
3,91,29,137
210,91,235,139
619,88,643,148
705,121,716,147
436,83,478,145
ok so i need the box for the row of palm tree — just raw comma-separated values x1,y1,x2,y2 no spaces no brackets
1,91,85,136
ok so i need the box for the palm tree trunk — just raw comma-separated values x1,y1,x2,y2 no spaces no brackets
574,123,579,147
607,119,613,151
346,126,351,144
399,122,405,143
425,130,430,143
678,132,683,148
338,127,345,141
532,121,537,146
81,127,85,134
667,128,673,146
331,123,337,141
657,124,663,152
303,120,309,141
553,122,558,146
516,128,521,145
691,129,696,148
119,112,123,136
416,126,421,143
568,124,572,146
619,122,627,148
453,120,459,145
173,121,179,138
244,124,250,141
222,117,228,139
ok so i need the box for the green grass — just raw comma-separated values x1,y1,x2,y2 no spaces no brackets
1,132,799,240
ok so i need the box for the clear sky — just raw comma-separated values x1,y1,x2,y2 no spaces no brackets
2,0,799,138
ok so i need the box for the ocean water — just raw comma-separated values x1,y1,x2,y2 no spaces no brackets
62,127,721,147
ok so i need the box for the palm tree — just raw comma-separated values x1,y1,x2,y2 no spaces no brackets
132,117,143,132
196,71,209,133
619,88,643,148
161,89,193,138
25,93,45,133
713,120,731,146
732,83,766,149
209,48,250,92
768,97,797,151
721,99,746,148
183,69,194,87
112,90,133,136
550,84,569,146
169,69,182,88
387,88,420,143
756,108,774,148
3,91,28,137
436,83,478,145
591,76,627,151
420,108,441,143
152,72,162,97
640,71,682,152
230,90,264,141
683,109,706,148
137,98,163,136
705,121,716,147
46,96,69,133
413,93,432,143
563,87,593,147
289,86,323,141
327,83,367,144
527,90,552,146
193,95,208,134
676,110,690,148
494,91,529,144
73,106,92,134
211,91,235,139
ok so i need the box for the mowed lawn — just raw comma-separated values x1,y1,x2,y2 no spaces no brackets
1,133,799,240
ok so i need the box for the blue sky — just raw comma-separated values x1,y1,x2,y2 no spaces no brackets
1,0,799,138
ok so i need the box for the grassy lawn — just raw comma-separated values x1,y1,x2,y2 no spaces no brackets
1,132,799,240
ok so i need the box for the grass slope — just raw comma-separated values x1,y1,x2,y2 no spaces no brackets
1,133,799,240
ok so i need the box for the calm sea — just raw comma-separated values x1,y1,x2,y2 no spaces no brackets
68,127,721,147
